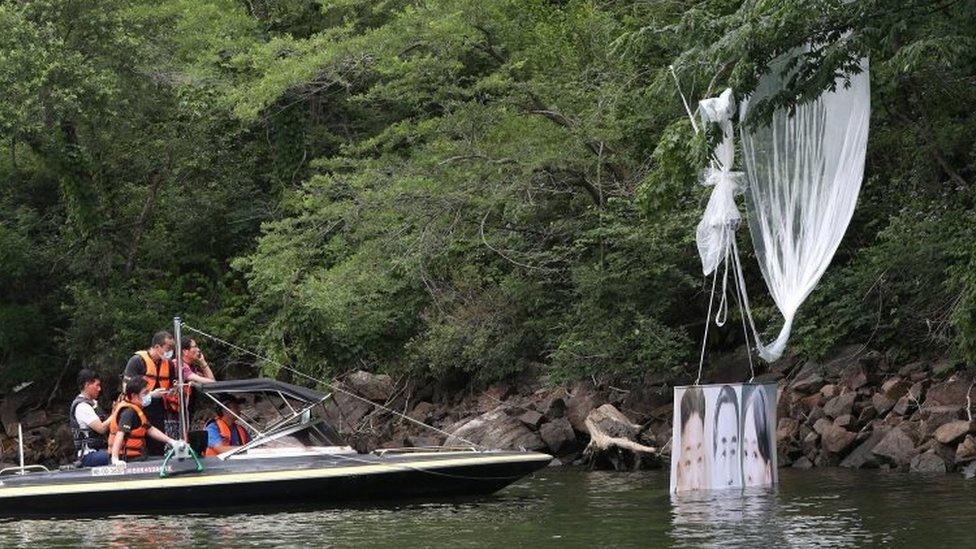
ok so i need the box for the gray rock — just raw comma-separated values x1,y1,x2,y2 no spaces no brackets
839,364,868,391
518,410,544,429
834,414,855,430
892,396,915,416
792,456,814,469
934,420,972,444
956,435,976,463
813,417,833,435
871,393,895,415
910,450,947,474
841,430,885,469
539,418,577,456
344,370,394,402
924,378,971,408
823,392,857,419
776,417,800,442
565,385,599,433
447,409,546,451
871,427,916,467
881,377,911,401
822,424,856,454
408,401,436,422
792,374,825,394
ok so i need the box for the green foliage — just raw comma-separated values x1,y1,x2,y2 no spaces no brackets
2,0,975,395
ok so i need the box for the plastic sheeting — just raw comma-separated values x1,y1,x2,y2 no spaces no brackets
695,88,743,276
738,57,871,361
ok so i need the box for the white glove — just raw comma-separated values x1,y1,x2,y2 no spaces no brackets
111,456,125,467
170,440,189,454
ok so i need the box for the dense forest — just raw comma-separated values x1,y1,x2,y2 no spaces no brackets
1,0,973,394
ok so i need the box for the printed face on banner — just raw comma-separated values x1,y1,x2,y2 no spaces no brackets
670,383,777,493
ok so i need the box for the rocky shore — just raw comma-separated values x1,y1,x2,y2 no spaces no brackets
2,344,975,479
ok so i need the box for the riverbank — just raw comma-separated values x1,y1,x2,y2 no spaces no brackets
2,344,974,479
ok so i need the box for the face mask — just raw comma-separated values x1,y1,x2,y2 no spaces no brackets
163,350,174,360
141,394,153,408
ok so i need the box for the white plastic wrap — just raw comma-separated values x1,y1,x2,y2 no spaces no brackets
695,88,743,276
739,57,871,361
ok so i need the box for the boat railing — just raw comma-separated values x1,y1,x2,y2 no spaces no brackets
372,445,480,456
0,464,49,477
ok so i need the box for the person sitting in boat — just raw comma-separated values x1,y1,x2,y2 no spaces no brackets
205,395,250,457
108,377,185,464
122,331,178,455
69,369,111,467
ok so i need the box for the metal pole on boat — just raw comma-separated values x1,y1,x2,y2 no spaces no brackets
174,316,187,441
17,423,24,475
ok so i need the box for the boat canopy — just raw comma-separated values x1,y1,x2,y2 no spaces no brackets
199,378,327,405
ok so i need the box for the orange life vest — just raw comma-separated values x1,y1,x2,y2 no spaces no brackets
204,417,249,457
136,350,172,391
108,401,149,460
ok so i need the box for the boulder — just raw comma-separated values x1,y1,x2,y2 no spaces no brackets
871,427,916,467
881,378,911,401
820,384,839,399
918,406,963,438
857,405,878,425
924,377,972,408
934,420,972,444
871,393,895,416
408,401,436,423
839,363,868,391
539,418,578,456
518,410,545,430
565,385,599,433
776,418,800,442
802,431,820,456
823,392,857,419
792,456,813,469
910,450,947,474
792,373,825,394
956,435,976,463
798,393,824,414
834,414,855,430
447,409,545,451
813,418,833,435
822,424,856,454
898,361,927,378
344,370,394,402
841,430,886,469
330,391,373,429
892,396,915,416
544,397,568,420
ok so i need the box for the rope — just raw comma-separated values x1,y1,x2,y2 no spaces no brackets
695,269,719,386
180,323,485,450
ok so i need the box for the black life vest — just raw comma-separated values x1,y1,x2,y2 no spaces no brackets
69,395,108,458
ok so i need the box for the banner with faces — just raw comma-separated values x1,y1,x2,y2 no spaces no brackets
670,382,778,493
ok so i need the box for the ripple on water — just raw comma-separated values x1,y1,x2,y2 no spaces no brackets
0,468,974,547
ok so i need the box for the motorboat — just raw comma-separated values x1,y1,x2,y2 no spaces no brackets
0,377,551,516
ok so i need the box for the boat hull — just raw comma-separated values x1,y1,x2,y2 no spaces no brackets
0,451,550,516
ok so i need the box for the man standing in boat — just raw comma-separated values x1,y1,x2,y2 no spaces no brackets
122,331,178,456
109,377,185,463
69,369,111,467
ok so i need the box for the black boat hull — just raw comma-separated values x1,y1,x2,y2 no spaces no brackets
0,451,550,517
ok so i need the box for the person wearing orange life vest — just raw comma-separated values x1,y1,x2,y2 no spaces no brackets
205,395,250,457
122,331,178,456
108,377,185,464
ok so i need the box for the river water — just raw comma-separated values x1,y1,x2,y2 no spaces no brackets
1,467,973,547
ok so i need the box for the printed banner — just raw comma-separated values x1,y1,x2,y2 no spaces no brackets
670,382,777,493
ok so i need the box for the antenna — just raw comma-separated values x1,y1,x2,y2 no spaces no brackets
174,316,188,441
